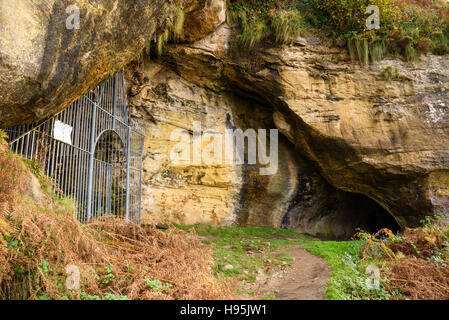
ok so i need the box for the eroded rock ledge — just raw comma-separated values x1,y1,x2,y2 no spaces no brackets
0,0,211,128
159,24,449,229
126,61,399,239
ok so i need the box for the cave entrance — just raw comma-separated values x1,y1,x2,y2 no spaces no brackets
281,183,402,240
265,129,402,239
349,193,401,236
223,92,401,239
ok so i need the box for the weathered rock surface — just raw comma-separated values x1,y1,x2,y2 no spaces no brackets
3,2,448,237
182,0,226,43
0,0,191,128
163,24,449,228
126,61,398,238
125,62,241,225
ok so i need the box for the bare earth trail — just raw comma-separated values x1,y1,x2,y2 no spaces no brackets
246,246,330,300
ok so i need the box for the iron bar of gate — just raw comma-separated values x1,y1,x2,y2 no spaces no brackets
112,74,117,131
138,135,145,225
85,95,98,223
125,126,131,222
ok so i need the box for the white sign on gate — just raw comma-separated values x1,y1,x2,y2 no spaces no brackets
53,120,73,145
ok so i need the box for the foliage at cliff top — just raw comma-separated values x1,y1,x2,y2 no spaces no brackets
227,0,449,62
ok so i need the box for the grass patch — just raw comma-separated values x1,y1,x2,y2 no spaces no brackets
380,65,400,80
270,9,303,45
176,224,310,286
0,130,7,146
227,0,308,50
177,224,402,300
138,6,185,62
300,240,391,300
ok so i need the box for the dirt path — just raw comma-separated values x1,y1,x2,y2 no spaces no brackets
246,246,330,300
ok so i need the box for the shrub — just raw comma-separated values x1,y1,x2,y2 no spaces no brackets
226,0,449,62
0,130,7,146
270,9,303,44
157,29,170,57
239,19,268,49
312,0,403,33
0,147,233,300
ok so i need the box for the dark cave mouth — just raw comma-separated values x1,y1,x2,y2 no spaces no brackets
281,184,402,240
227,91,402,238
348,193,401,236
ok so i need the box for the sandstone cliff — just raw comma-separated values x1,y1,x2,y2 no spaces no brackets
159,24,449,231
1,2,448,238
0,0,213,128
126,61,400,238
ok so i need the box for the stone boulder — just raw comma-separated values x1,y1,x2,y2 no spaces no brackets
0,0,186,128
182,0,226,43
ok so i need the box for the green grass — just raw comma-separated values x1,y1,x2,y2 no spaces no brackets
270,9,304,44
176,224,395,300
176,225,310,284
347,38,387,64
300,240,392,300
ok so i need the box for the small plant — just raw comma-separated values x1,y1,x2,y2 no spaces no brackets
370,40,387,62
103,293,129,300
79,290,128,300
420,216,432,227
101,265,115,285
239,20,268,49
270,9,303,45
380,66,400,80
151,6,185,58
172,7,185,41
404,45,417,61
157,29,170,57
0,130,7,146
144,278,163,291
39,259,51,274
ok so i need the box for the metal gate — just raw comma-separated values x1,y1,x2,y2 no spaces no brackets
6,70,145,224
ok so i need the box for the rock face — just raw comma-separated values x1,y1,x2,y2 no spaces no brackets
126,60,399,238
0,0,190,128
3,3,448,238
125,62,241,226
182,0,226,43
163,25,449,228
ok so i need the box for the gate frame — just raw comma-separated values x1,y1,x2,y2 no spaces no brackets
6,70,145,224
